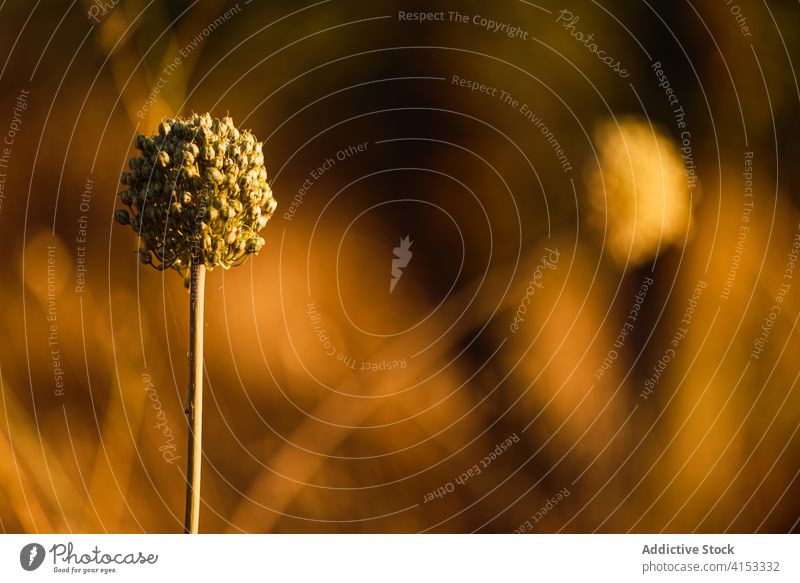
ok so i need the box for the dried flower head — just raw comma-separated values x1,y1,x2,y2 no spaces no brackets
115,113,277,284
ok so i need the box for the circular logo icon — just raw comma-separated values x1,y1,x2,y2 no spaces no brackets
20,543,46,571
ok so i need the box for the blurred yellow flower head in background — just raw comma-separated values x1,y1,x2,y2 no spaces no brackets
586,117,695,266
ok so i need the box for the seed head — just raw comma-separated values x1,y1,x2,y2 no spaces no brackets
115,113,277,282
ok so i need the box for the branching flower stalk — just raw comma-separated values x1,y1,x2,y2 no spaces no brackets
115,113,277,533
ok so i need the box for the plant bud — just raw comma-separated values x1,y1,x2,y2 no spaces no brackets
116,113,278,278
207,168,224,184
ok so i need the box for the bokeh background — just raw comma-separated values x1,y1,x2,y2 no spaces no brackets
0,0,799,533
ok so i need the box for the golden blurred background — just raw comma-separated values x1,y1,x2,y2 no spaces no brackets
0,0,799,533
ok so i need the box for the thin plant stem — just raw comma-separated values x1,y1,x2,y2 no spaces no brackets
184,260,206,534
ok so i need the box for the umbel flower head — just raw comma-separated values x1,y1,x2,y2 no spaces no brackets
115,113,277,284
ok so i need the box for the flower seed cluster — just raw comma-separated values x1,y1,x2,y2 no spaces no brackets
115,113,277,283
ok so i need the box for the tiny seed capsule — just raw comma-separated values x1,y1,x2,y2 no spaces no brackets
245,238,261,254
115,209,131,225
208,168,224,184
